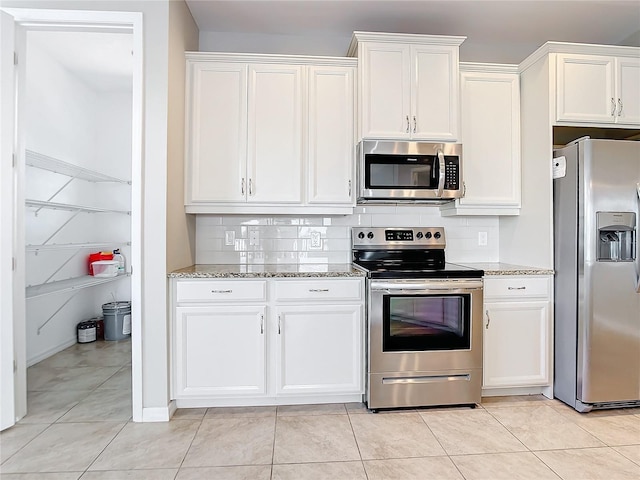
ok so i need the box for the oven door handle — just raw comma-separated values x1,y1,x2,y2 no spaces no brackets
370,281,483,292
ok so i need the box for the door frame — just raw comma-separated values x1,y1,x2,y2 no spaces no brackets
0,7,144,426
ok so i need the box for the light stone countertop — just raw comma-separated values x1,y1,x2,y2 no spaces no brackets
168,263,366,278
459,262,554,276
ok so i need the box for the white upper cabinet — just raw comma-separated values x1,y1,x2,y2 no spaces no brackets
306,66,356,204
617,56,640,124
186,62,248,203
441,64,521,216
247,64,303,204
184,53,356,214
556,53,640,126
349,32,465,142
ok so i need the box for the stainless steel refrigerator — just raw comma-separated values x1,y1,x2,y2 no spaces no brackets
553,137,640,412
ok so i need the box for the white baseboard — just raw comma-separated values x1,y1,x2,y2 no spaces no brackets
175,393,363,409
27,337,77,367
482,386,550,397
141,402,175,422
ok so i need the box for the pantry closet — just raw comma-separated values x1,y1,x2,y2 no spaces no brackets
23,30,133,369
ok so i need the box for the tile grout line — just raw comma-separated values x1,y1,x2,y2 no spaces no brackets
0,421,57,467
416,406,472,479
80,420,130,476
270,407,278,480
173,409,207,479
345,404,370,480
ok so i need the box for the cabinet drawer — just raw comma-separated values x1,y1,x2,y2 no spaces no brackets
484,277,550,299
176,280,267,303
274,278,363,302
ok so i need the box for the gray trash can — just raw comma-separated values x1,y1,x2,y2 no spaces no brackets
102,301,131,341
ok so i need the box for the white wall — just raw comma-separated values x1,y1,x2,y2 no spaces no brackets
196,206,500,265
199,31,352,56
166,0,198,273
2,0,173,418
24,31,132,365
499,55,554,269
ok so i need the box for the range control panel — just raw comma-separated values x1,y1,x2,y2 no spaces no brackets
352,227,446,249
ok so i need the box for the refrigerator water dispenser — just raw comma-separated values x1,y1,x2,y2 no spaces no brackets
597,212,636,262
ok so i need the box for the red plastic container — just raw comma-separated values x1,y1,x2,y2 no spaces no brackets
88,252,114,275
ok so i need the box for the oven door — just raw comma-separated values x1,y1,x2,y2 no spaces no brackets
368,278,483,374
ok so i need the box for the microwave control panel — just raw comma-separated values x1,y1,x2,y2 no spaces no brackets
444,157,459,190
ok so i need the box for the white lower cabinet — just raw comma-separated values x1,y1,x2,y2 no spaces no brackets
174,305,267,397
275,304,362,396
171,277,364,407
482,275,553,396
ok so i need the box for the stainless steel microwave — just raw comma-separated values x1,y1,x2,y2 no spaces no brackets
357,140,463,203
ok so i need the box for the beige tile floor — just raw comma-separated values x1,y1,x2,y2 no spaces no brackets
2,341,640,479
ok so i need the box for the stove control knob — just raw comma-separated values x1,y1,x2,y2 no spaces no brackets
425,232,432,239
367,232,374,239
358,232,365,239
416,232,423,239
434,232,441,239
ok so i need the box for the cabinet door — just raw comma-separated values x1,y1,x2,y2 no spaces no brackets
483,301,550,388
556,54,615,123
173,305,266,397
186,62,247,203
458,71,520,208
359,42,411,139
275,304,363,395
247,64,303,203
412,45,459,141
307,65,355,205
616,56,640,125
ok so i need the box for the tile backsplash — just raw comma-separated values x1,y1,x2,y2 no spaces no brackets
195,205,499,264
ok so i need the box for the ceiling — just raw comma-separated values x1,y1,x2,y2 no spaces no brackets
27,30,133,92
186,0,640,63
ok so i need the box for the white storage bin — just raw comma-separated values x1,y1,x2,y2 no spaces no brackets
91,260,119,277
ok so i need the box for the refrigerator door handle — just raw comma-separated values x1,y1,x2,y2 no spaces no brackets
636,184,640,293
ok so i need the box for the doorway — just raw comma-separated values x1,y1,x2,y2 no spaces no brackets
0,8,143,430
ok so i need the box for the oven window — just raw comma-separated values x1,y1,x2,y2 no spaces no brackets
365,155,437,189
382,294,471,351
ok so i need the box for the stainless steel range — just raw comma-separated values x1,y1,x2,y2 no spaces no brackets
352,227,484,411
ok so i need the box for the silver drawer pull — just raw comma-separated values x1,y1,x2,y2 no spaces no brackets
309,288,329,293
383,374,470,385
507,286,526,290
211,289,232,294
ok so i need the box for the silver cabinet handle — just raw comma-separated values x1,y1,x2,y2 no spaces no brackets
507,286,526,290
406,115,410,133
249,178,253,196
618,98,623,117
211,289,232,294
485,310,490,329
611,98,616,116
278,314,281,334
463,181,467,197
260,314,264,334
348,179,352,197
413,115,417,133
309,288,329,292
241,178,245,195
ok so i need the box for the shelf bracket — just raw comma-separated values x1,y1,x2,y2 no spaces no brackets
39,249,83,286
37,290,80,335
41,210,82,245
34,175,78,216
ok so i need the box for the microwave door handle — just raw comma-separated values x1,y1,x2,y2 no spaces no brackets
436,149,446,197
